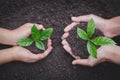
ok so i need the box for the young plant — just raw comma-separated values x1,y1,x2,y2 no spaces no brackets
17,25,53,50
77,19,116,58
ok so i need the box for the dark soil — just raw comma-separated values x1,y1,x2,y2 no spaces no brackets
0,0,120,80
25,40,47,54
25,35,48,54
67,23,103,58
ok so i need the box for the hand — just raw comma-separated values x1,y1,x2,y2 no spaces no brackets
72,45,120,67
0,23,43,45
0,39,52,64
71,14,120,38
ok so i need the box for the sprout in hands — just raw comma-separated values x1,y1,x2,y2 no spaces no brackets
17,25,53,51
77,19,116,58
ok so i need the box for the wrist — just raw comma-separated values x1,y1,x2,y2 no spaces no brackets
0,28,16,45
4,30,18,45
0,47,16,64
107,18,120,37
10,46,20,61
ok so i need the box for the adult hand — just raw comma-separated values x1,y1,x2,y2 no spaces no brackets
71,14,120,66
0,23,43,45
72,45,120,67
71,14,120,38
0,39,52,64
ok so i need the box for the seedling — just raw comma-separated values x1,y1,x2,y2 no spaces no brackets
17,25,53,50
77,19,116,58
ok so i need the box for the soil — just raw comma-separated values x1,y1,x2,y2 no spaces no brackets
25,35,48,54
25,39,47,54
0,0,120,80
67,23,103,58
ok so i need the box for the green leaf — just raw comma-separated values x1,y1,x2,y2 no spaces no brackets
87,41,97,58
31,25,41,41
35,41,45,50
40,28,53,40
17,38,33,46
77,28,88,40
91,36,116,46
87,18,95,38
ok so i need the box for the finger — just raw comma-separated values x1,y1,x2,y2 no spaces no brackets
63,45,79,59
72,56,97,67
72,59,90,66
21,23,43,31
37,46,53,60
47,39,52,47
71,14,103,23
37,24,44,30
44,46,53,56
29,46,52,63
64,22,79,32
32,39,52,61
62,39,69,45
63,45,72,54
25,23,43,33
61,32,69,40
17,23,43,38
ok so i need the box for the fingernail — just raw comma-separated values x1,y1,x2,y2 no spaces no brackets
71,17,77,20
38,25,43,29
72,61,76,65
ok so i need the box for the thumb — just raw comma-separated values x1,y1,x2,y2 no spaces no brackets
26,23,43,33
71,14,104,23
71,14,94,22
72,59,90,66
17,23,43,38
36,24,44,30
72,56,97,67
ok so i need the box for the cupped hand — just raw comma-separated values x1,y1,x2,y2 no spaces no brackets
0,38,52,64
71,14,120,38
72,45,120,67
13,39,52,63
7,23,43,45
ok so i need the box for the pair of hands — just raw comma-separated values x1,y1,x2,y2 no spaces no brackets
72,14,120,66
0,23,52,64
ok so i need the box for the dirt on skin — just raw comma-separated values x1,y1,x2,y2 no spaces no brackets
0,0,120,80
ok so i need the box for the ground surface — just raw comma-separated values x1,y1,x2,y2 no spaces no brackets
0,0,120,80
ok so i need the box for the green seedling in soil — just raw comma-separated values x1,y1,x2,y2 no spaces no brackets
77,19,116,58
17,25,53,50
